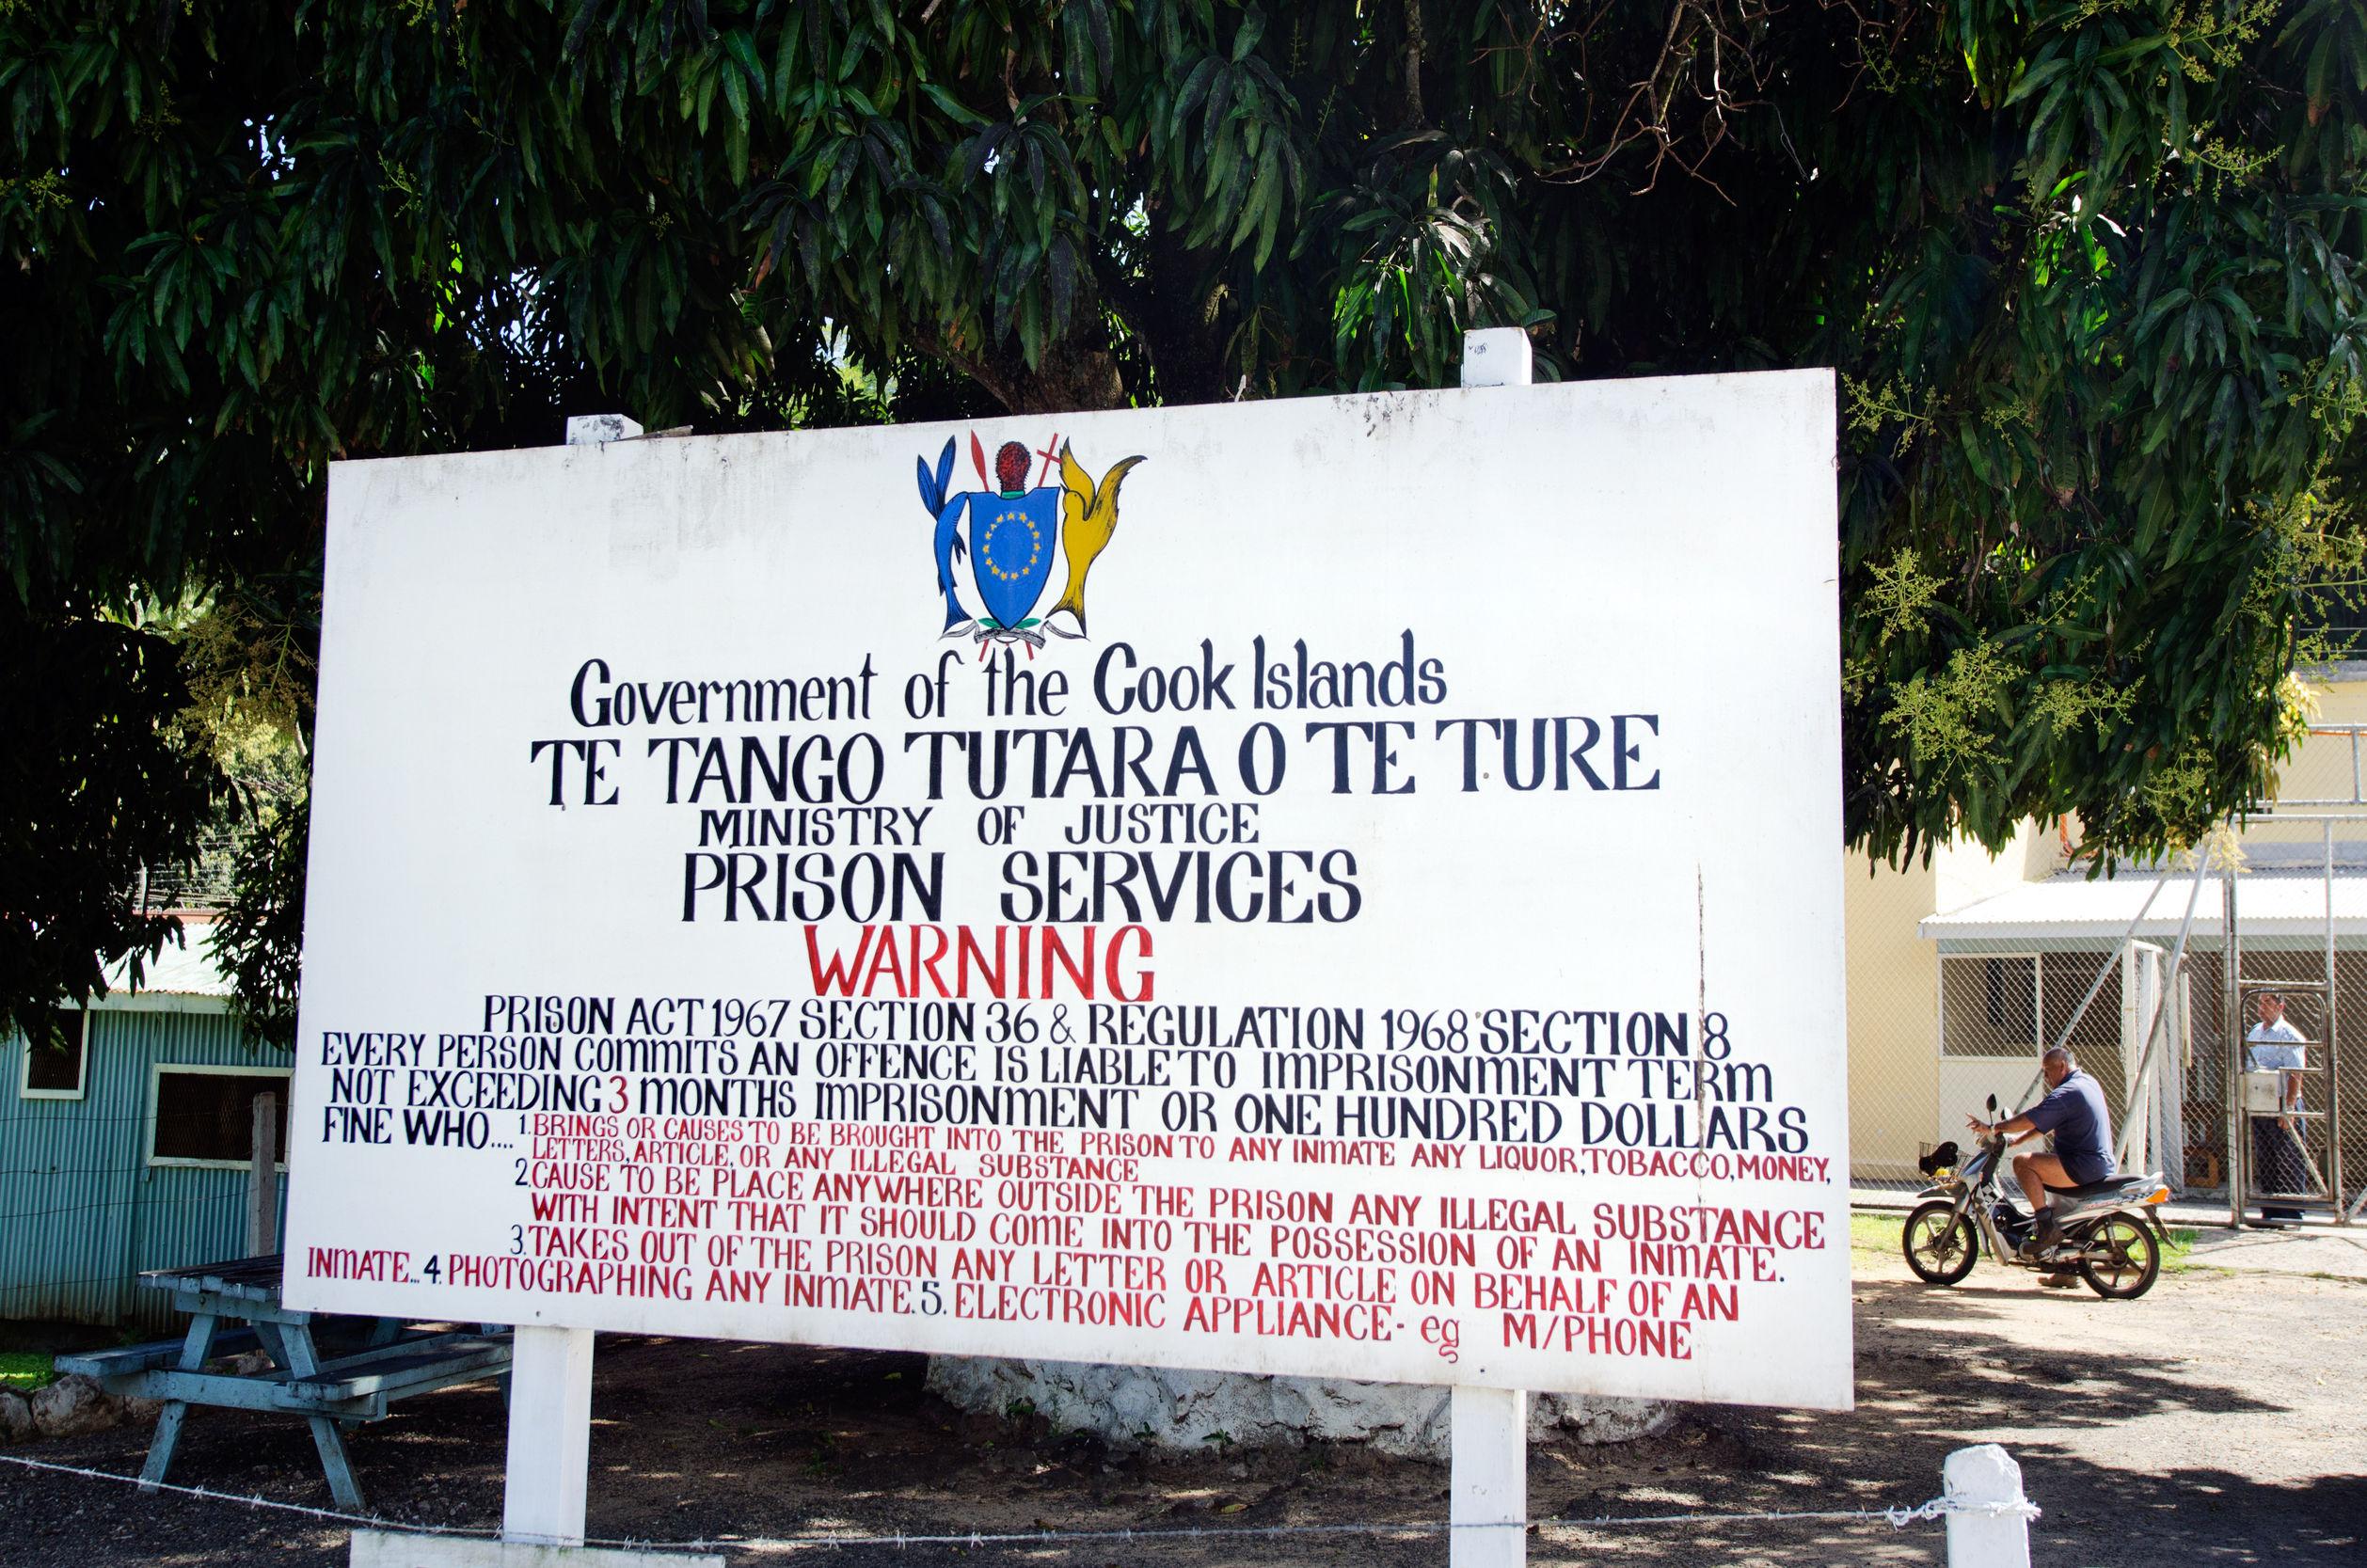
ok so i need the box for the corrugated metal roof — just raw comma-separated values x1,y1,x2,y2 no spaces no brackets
1920,873,2367,942
86,921,235,1008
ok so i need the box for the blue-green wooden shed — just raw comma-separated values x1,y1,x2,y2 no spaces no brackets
0,925,291,1332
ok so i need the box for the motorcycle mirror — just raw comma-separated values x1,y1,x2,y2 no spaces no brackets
1986,1094,1999,1117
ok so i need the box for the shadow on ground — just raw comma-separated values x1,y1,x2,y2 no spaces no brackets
1,1275,2358,1567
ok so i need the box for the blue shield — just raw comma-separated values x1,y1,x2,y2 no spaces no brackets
966,487,1060,629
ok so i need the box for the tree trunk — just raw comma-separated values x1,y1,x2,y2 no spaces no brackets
995,337,1129,416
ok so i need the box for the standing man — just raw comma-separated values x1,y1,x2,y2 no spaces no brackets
2245,991,2311,1225
1967,1045,2115,1262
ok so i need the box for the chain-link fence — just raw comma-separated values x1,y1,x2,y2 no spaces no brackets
1845,707,2367,1218
1845,823,2077,1193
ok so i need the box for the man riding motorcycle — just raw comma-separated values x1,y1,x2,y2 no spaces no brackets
1966,1045,2113,1285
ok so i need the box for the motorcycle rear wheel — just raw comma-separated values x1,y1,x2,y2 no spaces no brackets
2077,1215,2160,1300
1902,1200,1978,1284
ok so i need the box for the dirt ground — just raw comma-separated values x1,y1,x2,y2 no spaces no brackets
2,1227,2360,1567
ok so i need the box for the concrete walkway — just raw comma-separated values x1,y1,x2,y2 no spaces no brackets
2179,1222,2367,1278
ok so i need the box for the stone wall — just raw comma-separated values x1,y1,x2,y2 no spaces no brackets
926,1357,1668,1461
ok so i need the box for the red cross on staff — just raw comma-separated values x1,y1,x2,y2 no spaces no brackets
1035,433,1063,486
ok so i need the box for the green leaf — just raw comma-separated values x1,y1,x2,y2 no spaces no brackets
1232,6,1265,63
2003,52,2070,107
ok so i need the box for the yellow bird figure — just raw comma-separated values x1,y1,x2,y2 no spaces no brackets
1046,445,1145,638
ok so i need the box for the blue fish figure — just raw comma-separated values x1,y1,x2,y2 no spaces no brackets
916,438,969,634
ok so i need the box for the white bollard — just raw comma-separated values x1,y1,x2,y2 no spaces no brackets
1943,1445,2032,1568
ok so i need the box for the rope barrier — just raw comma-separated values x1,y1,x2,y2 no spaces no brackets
0,1450,2038,1553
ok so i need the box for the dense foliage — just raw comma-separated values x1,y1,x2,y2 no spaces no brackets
2,0,2362,1038
0,596,215,1048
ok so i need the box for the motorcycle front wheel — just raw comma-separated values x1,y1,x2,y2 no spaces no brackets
1902,1200,1978,1284
2077,1214,2161,1300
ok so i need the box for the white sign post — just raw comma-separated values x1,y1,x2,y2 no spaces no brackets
483,417,628,1554
291,356,1850,1559
501,1320,594,1546
1449,327,1531,1568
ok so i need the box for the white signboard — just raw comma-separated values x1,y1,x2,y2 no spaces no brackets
285,370,1850,1409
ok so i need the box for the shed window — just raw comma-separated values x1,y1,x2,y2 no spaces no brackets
1940,956,2040,1057
20,1014,87,1100
151,1069,291,1167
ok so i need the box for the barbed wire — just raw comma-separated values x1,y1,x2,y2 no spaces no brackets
0,1451,2037,1554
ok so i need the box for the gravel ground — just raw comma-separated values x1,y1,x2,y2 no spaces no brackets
1,1226,2359,1566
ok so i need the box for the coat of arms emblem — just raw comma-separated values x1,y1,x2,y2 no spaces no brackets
915,434,1144,649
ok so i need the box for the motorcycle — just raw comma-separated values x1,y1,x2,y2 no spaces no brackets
1900,1095,2175,1300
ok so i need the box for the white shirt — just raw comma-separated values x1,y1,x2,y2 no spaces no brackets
2247,1017,2307,1110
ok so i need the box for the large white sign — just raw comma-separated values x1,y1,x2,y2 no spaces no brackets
285,370,1850,1409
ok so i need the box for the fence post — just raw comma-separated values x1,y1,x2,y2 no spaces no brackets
564,413,643,444
1944,1445,2032,1568
246,1090,278,1256
1460,325,1534,389
1446,325,1533,1568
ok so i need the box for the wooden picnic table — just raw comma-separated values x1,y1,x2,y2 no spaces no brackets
54,1254,512,1510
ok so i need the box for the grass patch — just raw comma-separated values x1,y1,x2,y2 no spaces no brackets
2160,1227,2218,1274
1851,1212,1905,1258
0,1351,56,1392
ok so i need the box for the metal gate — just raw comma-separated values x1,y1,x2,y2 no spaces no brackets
2226,723,2367,1225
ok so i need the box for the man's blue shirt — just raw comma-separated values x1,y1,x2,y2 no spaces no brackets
2025,1068,2114,1181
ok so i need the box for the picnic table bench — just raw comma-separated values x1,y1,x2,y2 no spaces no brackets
55,1254,511,1510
